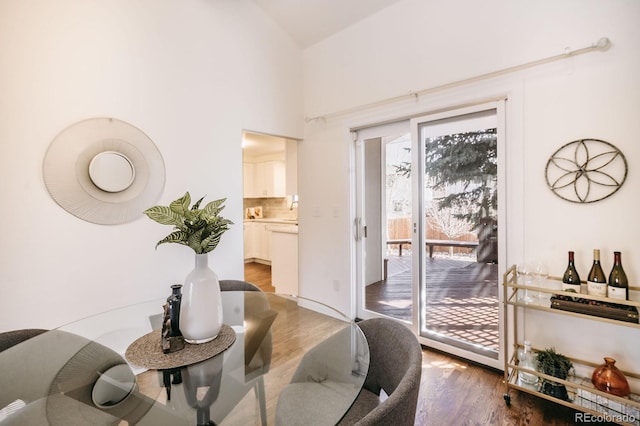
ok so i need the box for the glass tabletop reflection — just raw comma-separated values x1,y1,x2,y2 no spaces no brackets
0,292,369,426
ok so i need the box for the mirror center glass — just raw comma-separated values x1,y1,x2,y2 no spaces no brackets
89,151,136,192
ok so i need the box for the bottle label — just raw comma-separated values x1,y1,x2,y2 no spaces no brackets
561,283,581,293
608,285,627,300
587,281,607,297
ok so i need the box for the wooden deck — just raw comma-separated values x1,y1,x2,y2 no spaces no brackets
365,256,500,351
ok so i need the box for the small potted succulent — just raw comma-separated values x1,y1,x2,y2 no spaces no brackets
536,348,573,401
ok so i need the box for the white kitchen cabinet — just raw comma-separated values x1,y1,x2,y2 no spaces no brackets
245,161,285,198
257,222,271,261
243,221,271,263
243,222,255,260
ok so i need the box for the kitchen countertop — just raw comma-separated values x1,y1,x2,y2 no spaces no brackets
244,218,298,225
268,224,298,234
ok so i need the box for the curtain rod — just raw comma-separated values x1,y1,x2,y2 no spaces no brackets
305,37,611,123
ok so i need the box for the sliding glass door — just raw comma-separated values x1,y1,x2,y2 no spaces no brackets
355,101,505,369
355,121,413,323
411,102,504,368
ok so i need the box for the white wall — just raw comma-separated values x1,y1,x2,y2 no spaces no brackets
0,0,303,331
299,0,640,330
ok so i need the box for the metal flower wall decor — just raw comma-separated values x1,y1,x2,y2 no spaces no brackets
545,138,627,203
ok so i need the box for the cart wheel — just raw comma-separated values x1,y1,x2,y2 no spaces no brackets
503,393,511,406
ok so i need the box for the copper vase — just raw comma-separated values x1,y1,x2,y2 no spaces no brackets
591,357,630,397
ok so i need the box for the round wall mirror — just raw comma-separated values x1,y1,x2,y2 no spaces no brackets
89,151,136,193
43,117,166,225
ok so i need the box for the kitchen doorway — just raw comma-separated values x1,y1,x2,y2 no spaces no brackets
242,131,299,294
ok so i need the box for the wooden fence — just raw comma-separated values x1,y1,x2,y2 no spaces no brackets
387,217,477,255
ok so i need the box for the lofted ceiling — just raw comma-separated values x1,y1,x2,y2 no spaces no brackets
252,0,404,48
244,1,406,155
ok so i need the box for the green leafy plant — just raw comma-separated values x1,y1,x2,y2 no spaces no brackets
536,347,573,379
144,192,233,254
536,347,573,401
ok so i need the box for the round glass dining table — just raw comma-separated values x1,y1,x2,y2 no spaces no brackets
0,292,369,426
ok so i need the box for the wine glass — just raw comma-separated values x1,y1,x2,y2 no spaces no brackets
531,261,549,301
517,262,535,303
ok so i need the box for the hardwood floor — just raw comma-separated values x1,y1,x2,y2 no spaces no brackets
222,293,348,425
244,262,275,292
243,261,590,426
416,349,588,425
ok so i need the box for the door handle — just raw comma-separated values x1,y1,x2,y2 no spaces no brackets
354,218,367,241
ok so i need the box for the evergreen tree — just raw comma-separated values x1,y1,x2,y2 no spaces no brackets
395,129,497,229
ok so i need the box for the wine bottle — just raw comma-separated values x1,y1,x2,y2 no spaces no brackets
587,249,607,297
561,251,581,293
608,251,628,300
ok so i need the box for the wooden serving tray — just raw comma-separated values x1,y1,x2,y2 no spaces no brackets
550,295,639,323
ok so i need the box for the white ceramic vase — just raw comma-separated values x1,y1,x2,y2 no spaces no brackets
179,253,223,344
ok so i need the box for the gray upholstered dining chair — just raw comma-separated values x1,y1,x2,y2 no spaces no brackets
219,279,262,293
338,318,422,425
219,279,274,373
0,329,48,353
219,279,274,426
275,317,422,426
